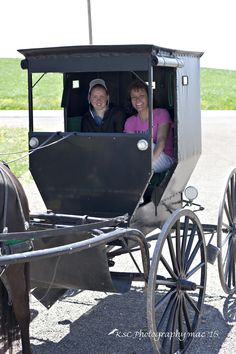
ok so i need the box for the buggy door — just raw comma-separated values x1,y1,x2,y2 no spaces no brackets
29,131,152,217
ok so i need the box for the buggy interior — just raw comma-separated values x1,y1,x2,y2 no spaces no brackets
62,67,176,134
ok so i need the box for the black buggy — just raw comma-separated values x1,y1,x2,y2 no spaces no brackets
1,44,236,354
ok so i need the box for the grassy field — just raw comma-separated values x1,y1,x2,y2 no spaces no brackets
0,58,236,110
0,58,62,110
201,68,236,110
0,127,29,179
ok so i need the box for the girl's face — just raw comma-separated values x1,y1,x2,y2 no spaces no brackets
130,88,148,113
89,87,108,111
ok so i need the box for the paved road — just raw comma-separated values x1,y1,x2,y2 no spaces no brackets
0,110,64,131
1,110,236,354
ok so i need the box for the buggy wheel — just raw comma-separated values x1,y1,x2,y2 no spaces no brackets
217,168,236,294
147,209,207,354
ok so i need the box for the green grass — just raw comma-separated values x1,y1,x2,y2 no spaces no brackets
0,59,27,109
0,59,236,110
201,68,236,110
0,58,62,110
0,127,29,178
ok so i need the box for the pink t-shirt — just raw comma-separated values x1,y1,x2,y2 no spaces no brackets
124,108,173,157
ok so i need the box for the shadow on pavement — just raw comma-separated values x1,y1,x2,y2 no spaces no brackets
30,287,233,354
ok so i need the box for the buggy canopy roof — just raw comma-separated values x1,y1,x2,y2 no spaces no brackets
18,44,203,73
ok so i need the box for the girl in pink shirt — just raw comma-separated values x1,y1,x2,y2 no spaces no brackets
124,80,174,173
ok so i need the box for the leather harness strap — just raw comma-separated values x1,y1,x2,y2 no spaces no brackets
0,166,9,233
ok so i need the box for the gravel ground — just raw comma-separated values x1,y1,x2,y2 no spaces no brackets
1,110,236,354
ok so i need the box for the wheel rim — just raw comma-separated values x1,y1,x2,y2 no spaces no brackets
147,209,207,354
217,168,236,294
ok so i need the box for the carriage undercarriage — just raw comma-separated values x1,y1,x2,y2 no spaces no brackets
1,188,236,354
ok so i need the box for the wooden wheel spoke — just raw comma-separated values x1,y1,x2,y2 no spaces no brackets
182,296,192,333
232,247,236,287
227,187,234,222
181,216,190,270
223,240,231,269
233,268,236,287
223,244,231,283
184,224,197,270
231,176,236,218
176,220,182,272
186,261,205,278
184,292,200,314
170,298,180,354
229,176,236,219
228,243,236,288
155,288,176,312
157,292,177,332
185,240,203,273
224,200,233,225
227,253,232,288
160,255,178,280
220,231,233,248
162,295,179,350
178,296,185,350
223,245,230,288
167,234,180,275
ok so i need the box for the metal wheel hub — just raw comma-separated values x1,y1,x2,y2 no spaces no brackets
176,278,197,291
232,224,236,236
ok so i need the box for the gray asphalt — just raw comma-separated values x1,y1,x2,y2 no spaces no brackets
1,110,236,354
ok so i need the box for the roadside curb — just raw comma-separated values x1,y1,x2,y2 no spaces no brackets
0,110,62,118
